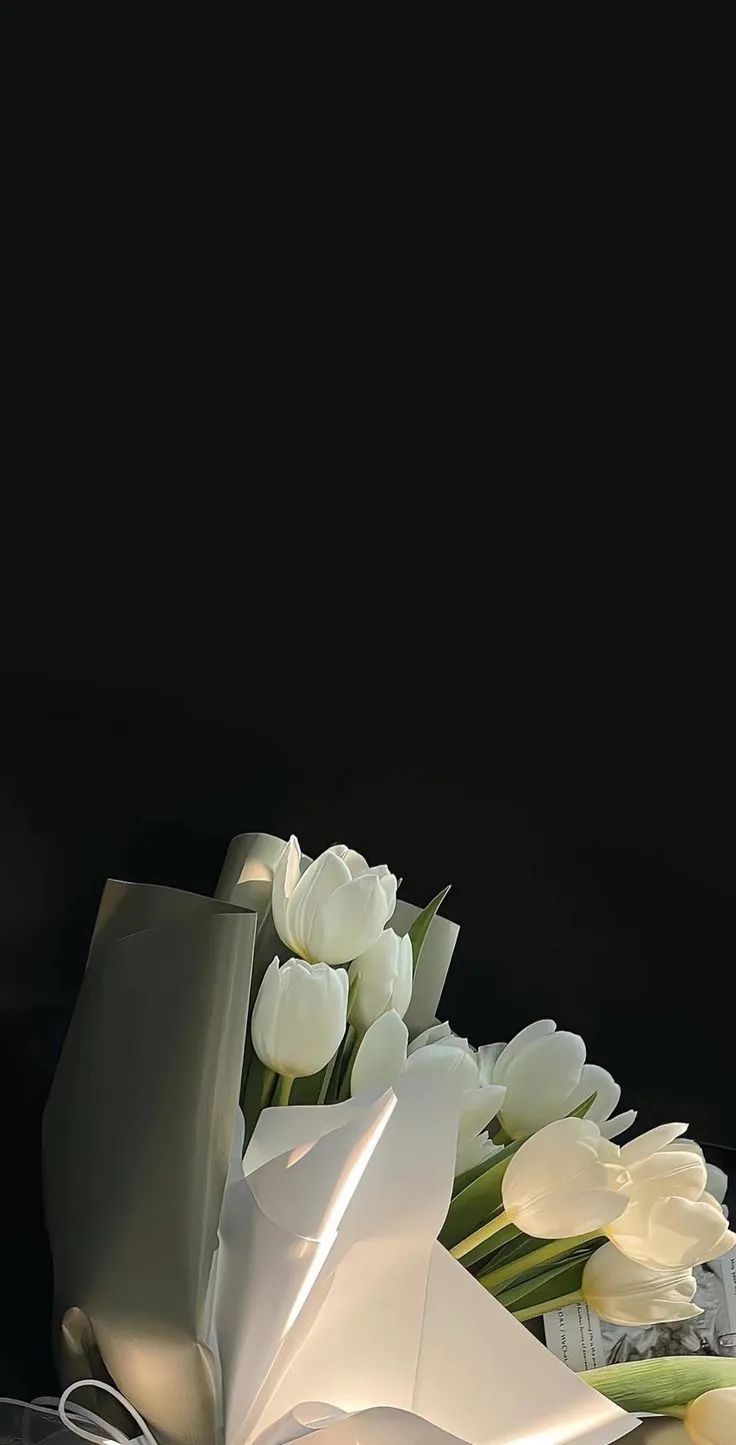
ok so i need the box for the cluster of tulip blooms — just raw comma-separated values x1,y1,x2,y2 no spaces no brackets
247,836,734,1345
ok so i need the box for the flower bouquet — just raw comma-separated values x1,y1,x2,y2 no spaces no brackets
40,831,736,1445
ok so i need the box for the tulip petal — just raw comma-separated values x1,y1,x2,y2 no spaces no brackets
377,869,397,920
459,1084,507,1142
565,1064,621,1125
620,1122,688,1166
583,1242,699,1323
500,1032,587,1137
405,1040,480,1094
271,837,302,948
627,1148,707,1205
706,1162,729,1206
686,1387,736,1445
492,1019,556,1086
515,1186,629,1239
600,1109,638,1140
501,1118,631,1238
408,1021,452,1054
351,1010,408,1096
610,1194,736,1269
478,1042,506,1084
308,872,389,966
582,1242,702,1325
340,847,369,877
287,849,352,960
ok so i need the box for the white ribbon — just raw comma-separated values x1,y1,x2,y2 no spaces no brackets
0,1380,157,1443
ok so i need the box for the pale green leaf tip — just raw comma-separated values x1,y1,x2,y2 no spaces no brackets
582,1356,736,1412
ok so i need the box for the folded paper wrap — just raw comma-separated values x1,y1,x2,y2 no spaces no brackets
43,837,638,1445
43,878,257,1443
211,1077,637,1445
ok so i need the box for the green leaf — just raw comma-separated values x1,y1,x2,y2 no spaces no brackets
581,1357,736,1413
479,1231,547,1271
462,1223,520,1272
439,1141,521,1249
290,1069,327,1105
328,1025,355,1104
452,1155,504,1197
347,969,361,1018
408,886,451,974
567,1091,598,1119
496,1257,587,1311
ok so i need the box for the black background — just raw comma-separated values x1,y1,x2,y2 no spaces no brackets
1,523,733,1396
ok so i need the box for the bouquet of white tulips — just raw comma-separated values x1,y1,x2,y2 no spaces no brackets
40,829,735,1445
245,835,734,1338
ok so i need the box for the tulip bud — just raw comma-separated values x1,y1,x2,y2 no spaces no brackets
582,1241,701,1326
251,957,348,1078
501,1117,630,1238
348,929,413,1033
684,1387,736,1445
272,836,397,967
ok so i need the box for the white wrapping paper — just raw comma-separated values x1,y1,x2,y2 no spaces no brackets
208,1074,637,1445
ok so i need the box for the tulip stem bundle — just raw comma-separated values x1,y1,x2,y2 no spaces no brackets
479,1232,601,1294
337,1029,361,1102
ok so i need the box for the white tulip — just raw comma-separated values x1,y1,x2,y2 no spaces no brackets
607,1189,736,1272
348,928,413,1032
351,1016,506,1174
271,835,397,967
501,1117,630,1238
486,1019,633,1141
684,1388,736,1445
251,956,348,1078
603,1124,736,1269
582,1241,701,1326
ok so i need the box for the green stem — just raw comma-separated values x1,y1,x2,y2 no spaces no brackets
479,1231,600,1293
317,1048,339,1104
451,1209,516,1260
512,1290,583,1323
337,1030,361,1101
275,1074,294,1106
260,1066,278,1108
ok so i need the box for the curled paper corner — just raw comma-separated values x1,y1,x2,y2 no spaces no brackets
252,1401,349,1444
246,1089,397,1239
